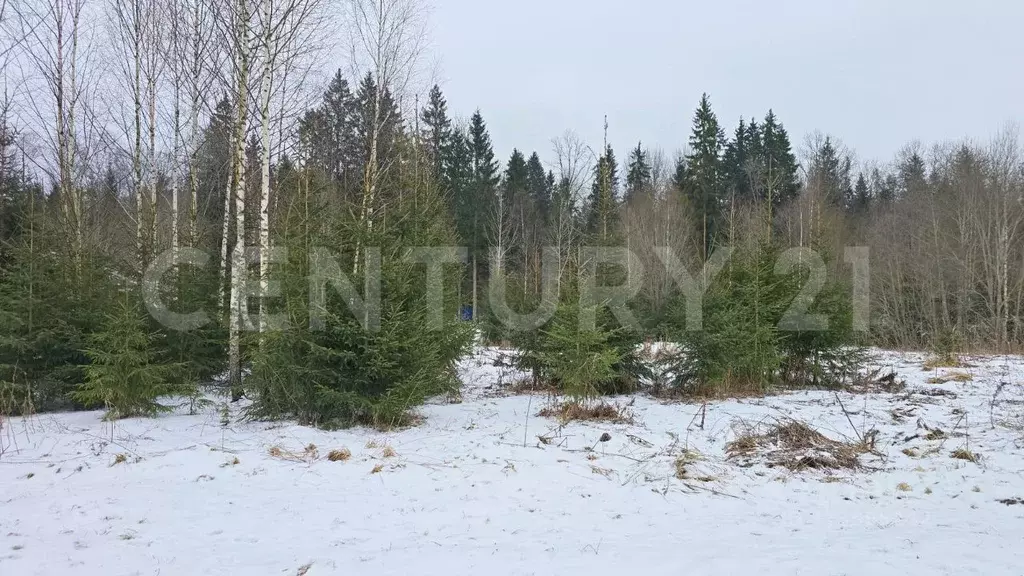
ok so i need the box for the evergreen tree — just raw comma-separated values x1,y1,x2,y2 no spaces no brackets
503,149,528,206
852,172,871,213
463,110,500,319
722,119,751,201
898,151,927,198
73,293,179,419
354,73,404,194
420,84,452,181
758,110,800,206
683,93,725,260
624,142,652,202
808,136,852,207
525,152,550,219
870,167,897,204
587,144,619,241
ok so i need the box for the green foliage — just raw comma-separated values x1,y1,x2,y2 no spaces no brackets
156,263,226,410
667,242,785,392
73,294,179,419
245,162,473,429
682,93,726,258
513,296,649,398
532,304,621,401
0,218,112,413
666,237,860,394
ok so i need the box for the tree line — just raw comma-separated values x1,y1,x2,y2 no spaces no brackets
0,0,1021,422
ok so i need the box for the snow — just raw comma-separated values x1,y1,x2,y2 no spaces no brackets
2,348,1024,576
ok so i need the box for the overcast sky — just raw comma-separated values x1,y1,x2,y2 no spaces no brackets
429,0,1023,168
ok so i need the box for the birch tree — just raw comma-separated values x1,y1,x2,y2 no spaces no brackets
223,0,254,397
253,0,326,331
16,0,92,274
347,0,426,272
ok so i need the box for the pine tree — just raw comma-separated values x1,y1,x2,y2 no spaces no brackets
73,294,179,419
624,142,651,202
683,93,725,260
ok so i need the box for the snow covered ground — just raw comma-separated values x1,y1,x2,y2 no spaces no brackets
2,348,1024,576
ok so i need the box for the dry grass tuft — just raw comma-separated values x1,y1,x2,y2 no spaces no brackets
848,369,906,394
327,448,351,462
927,371,973,384
923,355,965,370
111,453,128,466
370,463,384,474
537,401,632,424
902,447,919,457
951,448,979,463
726,419,871,472
381,445,397,458
510,378,560,395
673,448,704,480
897,482,912,492
268,443,319,463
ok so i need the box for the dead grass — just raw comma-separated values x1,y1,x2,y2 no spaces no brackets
327,448,351,462
269,443,319,463
848,369,907,394
673,448,704,480
951,448,980,463
897,482,912,492
726,418,872,472
380,445,397,458
927,371,973,384
510,378,560,395
537,401,632,424
923,355,965,370
111,453,127,466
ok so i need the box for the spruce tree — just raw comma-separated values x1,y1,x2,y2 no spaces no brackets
758,110,800,207
683,93,725,260
852,172,871,213
525,152,550,219
465,110,499,320
73,293,178,419
420,84,452,181
722,119,750,201
503,149,529,205
624,142,652,202
587,144,619,242
899,151,927,197
808,136,852,207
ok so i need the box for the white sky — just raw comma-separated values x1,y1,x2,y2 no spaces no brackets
428,0,1024,167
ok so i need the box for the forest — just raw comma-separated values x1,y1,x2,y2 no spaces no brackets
1,0,1022,427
